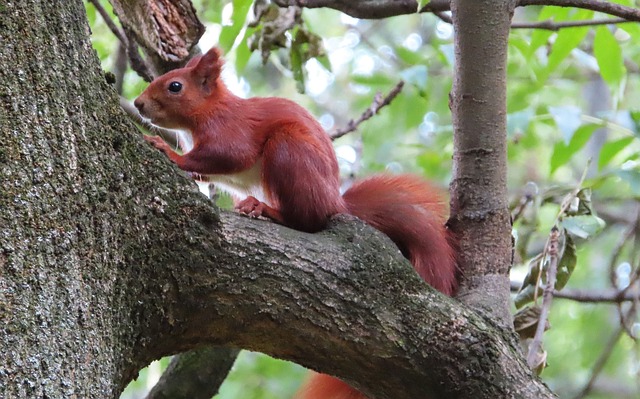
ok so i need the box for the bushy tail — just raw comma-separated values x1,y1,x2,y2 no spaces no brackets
295,174,458,399
344,174,458,295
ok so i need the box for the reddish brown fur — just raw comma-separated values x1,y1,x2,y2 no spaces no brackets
135,48,458,399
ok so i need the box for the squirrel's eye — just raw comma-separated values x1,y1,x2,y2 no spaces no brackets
168,81,182,93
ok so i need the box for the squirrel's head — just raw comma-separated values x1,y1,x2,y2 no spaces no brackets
134,47,225,130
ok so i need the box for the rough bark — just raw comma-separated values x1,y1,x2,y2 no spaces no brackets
108,0,205,76
0,1,555,399
0,1,147,397
146,347,239,399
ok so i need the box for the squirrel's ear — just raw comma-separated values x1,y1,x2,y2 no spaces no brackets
184,54,203,68
191,47,223,89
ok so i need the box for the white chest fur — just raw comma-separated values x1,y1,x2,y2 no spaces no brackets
176,129,268,204
204,157,268,204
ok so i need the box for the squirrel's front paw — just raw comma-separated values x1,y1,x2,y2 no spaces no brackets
144,135,170,152
235,196,266,218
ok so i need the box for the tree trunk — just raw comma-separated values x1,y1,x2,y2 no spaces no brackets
0,1,554,398
448,0,515,327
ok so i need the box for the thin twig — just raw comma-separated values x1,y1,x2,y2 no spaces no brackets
527,164,591,368
527,227,560,368
435,11,631,31
511,280,640,303
512,17,631,30
330,81,404,140
519,0,640,23
87,0,154,81
87,0,128,45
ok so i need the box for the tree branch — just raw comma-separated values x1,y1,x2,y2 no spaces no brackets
108,0,205,75
119,166,554,398
88,0,154,81
511,281,640,303
273,0,451,19
330,81,404,140
519,0,640,22
275,0,640,22
435,11,633,31
145,347,239,399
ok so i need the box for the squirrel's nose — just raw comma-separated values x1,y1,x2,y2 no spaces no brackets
133,98,144,113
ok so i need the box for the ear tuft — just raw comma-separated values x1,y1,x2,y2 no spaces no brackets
184,54,203,68
191,47,224,84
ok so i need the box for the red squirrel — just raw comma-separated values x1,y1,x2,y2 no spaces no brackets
134,47,458,399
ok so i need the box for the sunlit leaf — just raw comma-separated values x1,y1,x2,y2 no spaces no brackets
593,26,626,87
234,27,256,73
545,10,593,75
417,0,431,11
351,74,397,87
598,136,634,170
561,215,605,239
528,6,569,57
550,124,598,174
219,0,253,53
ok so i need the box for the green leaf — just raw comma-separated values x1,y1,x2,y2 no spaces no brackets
515,255,544,308
528,6,569,57
598,136,634,170
351,73,396,87
561,215,605,239
234,27,256,73
615,169,640,196
555,234,577,291
417,0,431,11
290,37,305,93
219,0,253,53
593,26,626,87
545,10,593,75
549,124,598,174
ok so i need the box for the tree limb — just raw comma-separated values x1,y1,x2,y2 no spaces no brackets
519,0,640,22
330,81,404,140
145,347,239,399
125,187,554,398
275,0,640,22
435,11,633,31
108,0,205,75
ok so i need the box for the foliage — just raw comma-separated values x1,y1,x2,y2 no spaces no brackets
86,1,640,398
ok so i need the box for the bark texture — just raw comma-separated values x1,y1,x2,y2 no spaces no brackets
0,1,149,397
146,347,239,399
108,0,205,75
448,0,516,328
0,1,555,399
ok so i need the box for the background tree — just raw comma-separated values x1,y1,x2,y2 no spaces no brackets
1,1,639,399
